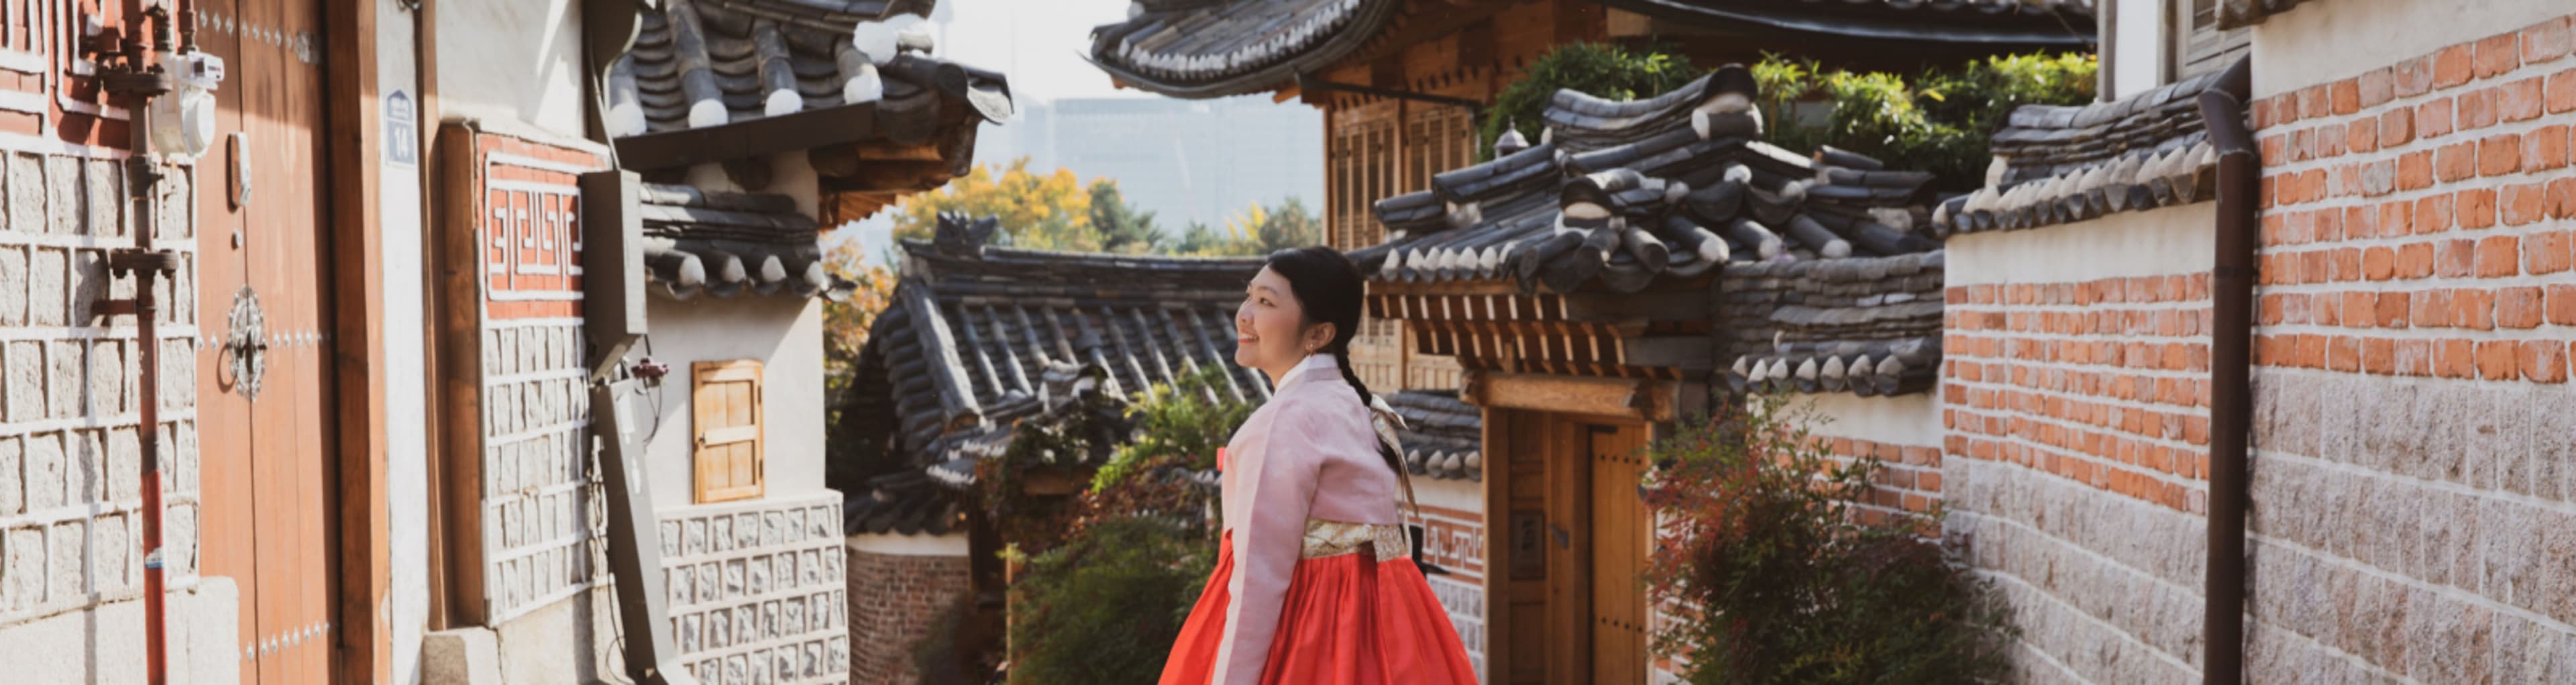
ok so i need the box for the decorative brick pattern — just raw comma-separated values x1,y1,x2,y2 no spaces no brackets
0,152,202,629
2239,11,2576,682
469,136,612,623
1944,276,2216,515
1402,503,1485,678
845,541,970,685
658,493,849,685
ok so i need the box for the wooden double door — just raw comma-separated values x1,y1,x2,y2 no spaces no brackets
190,0,339,683
1498,412,1652,685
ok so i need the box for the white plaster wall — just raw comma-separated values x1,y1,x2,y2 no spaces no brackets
376,1,429,683
433,0,587,141
2110,0,2168,100
845,531,971,556
638,296,831,506
2251,0,2569,97
1799,393,1941,447
1409,473,1482,515
1945,203,2218,286
682,153,825,219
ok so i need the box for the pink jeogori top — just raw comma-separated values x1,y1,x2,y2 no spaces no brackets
1212,354,1403,685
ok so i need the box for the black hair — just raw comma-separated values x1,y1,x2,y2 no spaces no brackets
1263,246,1410,492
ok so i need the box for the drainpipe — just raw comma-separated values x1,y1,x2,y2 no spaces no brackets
2196,55,2255,685
95,6,186,685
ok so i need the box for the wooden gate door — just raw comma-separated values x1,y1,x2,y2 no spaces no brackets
192,0,338,683
1585,422,1650,685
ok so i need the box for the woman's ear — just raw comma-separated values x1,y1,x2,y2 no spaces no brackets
1303,321,1336,353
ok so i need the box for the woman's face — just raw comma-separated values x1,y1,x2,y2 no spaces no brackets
1235,267,1334,380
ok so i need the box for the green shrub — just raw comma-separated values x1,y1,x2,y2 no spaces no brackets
1006,516,1219,685
1756,52,2096,191
1094,364,1256,492
1478,42,1704,161
1640,393,2017,684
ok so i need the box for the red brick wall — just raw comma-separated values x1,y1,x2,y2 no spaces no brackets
1945,276,2216,514
845,545,972,685
1813,435,1945,525
2243,10,2576,683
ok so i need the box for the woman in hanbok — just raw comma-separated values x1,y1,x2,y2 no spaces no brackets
1158,246,1480,685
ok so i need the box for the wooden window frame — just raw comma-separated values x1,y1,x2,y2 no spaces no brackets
693,359,767,503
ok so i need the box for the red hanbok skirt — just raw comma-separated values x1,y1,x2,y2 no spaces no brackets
1157,531,1480,685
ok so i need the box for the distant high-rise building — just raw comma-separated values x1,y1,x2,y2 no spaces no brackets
975,95,1324,235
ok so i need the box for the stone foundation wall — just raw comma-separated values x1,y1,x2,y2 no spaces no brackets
0,146,219,674
2241,8,2576,681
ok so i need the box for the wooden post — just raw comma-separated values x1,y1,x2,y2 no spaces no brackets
325,0,393,680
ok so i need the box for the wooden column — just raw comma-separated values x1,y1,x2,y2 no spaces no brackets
325,0,392,680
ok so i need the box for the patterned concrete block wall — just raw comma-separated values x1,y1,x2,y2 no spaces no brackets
1940,205,2219,683
2243,9,2576,682
659,493,849,685
844,537,971,685
0,150,202,627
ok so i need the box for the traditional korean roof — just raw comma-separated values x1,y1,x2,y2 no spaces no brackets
834,214,1270,535
1083,0,1405,98
1359,65,1943,295
2216,0,2316,29
843,360,1130,536
1718,252,1944,397
639,183,859,301
613,0,1010,135
1384,390,1481,481
610,0,1013,222
1931,70,2222,236
1594,0,2095,46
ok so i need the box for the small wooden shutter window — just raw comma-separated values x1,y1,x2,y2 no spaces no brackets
693,360,766,503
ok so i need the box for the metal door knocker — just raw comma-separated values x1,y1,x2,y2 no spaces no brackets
220,284,266,398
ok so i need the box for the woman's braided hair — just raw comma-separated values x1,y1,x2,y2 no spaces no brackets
1263,246,1414,506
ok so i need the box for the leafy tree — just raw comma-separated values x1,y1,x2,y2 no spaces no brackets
1167,198,1323,257
1753,52,2096,191
1642,393,2017,684
890,158,1175,254
892,157,1097,250
820,235,898,421
1089,180,1165,254
1479,42,1705,161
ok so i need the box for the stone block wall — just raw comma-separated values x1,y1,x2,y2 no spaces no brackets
2241,9,2576,682
0,149,204,631
658,492,850,685
844,534,971,685
1939,203,2219,684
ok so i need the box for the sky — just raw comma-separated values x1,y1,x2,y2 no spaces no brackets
935,0,1148,104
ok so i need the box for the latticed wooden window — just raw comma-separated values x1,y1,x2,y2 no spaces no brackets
693,360,766,503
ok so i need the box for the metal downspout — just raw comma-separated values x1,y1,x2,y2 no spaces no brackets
2196,55,2256,685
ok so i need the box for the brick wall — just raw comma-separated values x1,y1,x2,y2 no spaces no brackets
1939,205,2219,683
659,493,850,684
2242,10,2576,682
845,537,972,685
0,151,201,627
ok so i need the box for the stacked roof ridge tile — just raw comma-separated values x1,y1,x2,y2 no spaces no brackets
1387,390,1482,481
838,214,1269,534
1932,71,2222,235
1719,253,1945,397
1084,0,1404,97
1361,64,1943,296
612,0,1012,137
640,182,859,300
